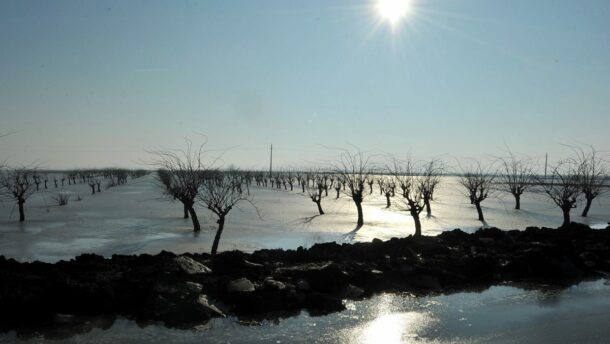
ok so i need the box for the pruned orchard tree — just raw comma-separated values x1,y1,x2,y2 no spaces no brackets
573,146,608,217
0,167,37,222
538,159,582,227
306,176,325,215
498,150,534,210
334,149,372,230
380,177,394,209
418,159,443,216
150,140,212,232
387,157,426,237
458,161,496,222
333,176,343,199
199,170,256,255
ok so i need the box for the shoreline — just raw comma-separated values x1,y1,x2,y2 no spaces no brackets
1,222,609,330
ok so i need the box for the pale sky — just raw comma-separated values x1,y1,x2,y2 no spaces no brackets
1,0,609,169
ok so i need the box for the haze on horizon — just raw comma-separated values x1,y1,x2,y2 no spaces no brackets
1,0,609,170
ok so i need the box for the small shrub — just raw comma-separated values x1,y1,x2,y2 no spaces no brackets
52,191,71,206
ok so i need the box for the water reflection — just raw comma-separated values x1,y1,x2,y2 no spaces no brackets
359,312,433,344
350,294,436,344
2,281,610,343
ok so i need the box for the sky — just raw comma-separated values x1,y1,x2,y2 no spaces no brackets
1,0,609,170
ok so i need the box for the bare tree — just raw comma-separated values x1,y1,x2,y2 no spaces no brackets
380,177,394,208
418,159,443,216
538,159,582,227
387,157,426,236
199,170,256,255
498,151,533,210
150,140,212,232
574,146,608,217
0,167,37,222
333,177,342,199
458,161,496,222
87,177,96,195
334,149,372,230
307,177,325,215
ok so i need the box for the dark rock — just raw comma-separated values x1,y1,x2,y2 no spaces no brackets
304,292,345,315
174,256,212,275
227,278,255,293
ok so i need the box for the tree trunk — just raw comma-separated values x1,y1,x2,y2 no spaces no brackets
316,201,324,215
424,198,432,216
514,193,521,210
355,201,364,228
301,183,305,193
475,201,484,221
90,185,95,195
581,196,593,217
18,200,25,222
188,206,201,232
412,211,422,237
385,194,391,208
562,207,571,227
183,203,189,219
211,215,225,255
336,189,340,199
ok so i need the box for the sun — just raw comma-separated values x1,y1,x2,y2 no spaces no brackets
376,0,411,25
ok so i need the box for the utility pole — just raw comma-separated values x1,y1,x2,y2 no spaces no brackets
544,153,548,178
269,144,273,177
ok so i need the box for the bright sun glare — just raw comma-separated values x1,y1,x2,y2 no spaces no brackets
377,0,410,25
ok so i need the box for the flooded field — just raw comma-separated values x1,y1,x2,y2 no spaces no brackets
0,174,608,262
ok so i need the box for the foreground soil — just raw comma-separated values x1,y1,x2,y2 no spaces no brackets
1,222,610,330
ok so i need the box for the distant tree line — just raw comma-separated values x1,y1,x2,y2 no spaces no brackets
0,165,149,222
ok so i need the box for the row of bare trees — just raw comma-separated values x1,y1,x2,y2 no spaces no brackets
0,166,148,222
235,146,606,236
457,146,608,227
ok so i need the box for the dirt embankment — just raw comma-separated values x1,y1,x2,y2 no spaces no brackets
1,222,609,330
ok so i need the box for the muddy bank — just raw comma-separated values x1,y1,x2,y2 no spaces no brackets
1,222,609,330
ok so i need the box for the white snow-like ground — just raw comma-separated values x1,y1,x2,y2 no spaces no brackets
0,174,608,262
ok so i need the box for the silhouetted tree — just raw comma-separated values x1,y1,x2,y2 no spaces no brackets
199,170,256,255
0,167,37,222
334,149,372,230
87,177,96,195
33,174,41,191
458,161,496,222
387,157,426,236
367,178,374,194
151,140,211,232
380,178,394,208
418,160,443,216
574,146,608,217
333,177,342,199
538,159,582,227
498,151,533,210
307,178,325,215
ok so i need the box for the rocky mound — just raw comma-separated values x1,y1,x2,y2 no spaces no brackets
1,222,609,330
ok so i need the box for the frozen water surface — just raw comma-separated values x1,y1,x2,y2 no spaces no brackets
0,175,608,262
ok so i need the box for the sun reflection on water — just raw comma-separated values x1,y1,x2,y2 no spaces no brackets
348,294,437,344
